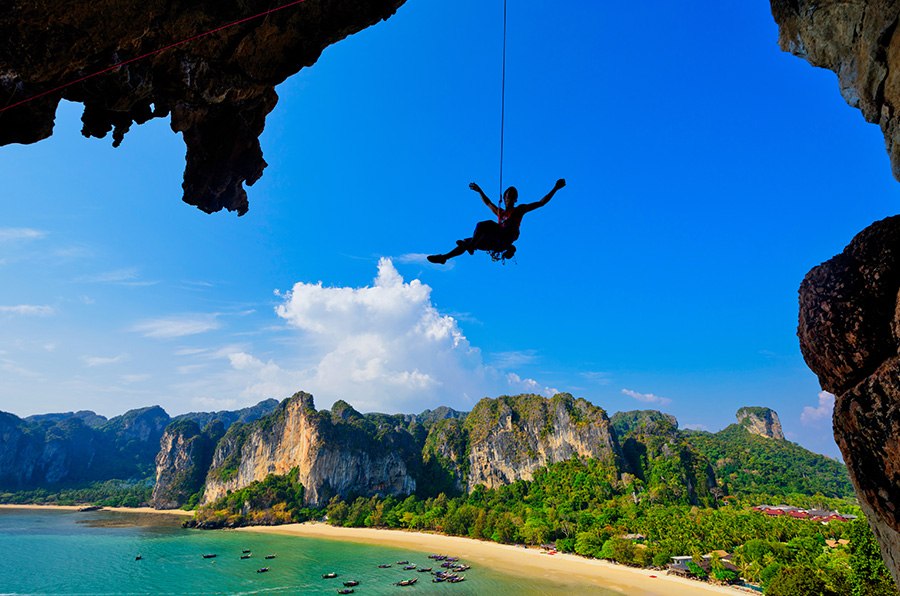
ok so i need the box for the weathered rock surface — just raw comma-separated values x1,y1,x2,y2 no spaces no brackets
462,394,622,491
736,407,785,440
202,393,417,507
0,406,169,488
770,0,900,180
151,419,223,509
798,215,900,584
0,0,407,214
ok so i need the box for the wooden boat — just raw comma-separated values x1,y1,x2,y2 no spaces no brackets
377,564,392,568
342,580,359,587
242,549,251,553
265,554,276,559
257,567,269,573
447,575,466,583
134,555,142,561
417,567,432,572
202,554,217,559
241,554,252,559
395,578,418,586
322,572,338,579
396,560,409,565
337,590,354,595
403,565,417,570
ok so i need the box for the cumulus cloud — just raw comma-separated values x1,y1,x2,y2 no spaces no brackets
801,391,835,426
0,304,55,316
131,314,221,338
622,388,672,406
209,258,556,412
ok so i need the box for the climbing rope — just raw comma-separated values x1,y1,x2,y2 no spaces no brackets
0,0,308,115
498,0,508,203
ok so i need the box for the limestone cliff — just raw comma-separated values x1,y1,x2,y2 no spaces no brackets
736,407,785,440
0,0,407,215
151,419,223,509
202,393,417,507
611,410,716,504
461,393,621,491
770,1,900,180
0,406,169,488
798,216,900,584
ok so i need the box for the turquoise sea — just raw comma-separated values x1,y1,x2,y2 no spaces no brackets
0,509,617,595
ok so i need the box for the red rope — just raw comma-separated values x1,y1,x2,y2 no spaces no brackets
0,0,308,114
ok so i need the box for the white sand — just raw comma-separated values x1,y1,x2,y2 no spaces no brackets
0,504,192,516
241,522,751,596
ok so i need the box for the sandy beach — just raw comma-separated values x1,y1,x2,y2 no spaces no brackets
0,504,193,516
241,522,750,596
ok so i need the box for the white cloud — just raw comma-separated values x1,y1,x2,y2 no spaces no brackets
581,371,612,385
801,391,835,426
0,304,55,316
83,354,127,367
77,268,158,286
121,374,151,384
622,388,672,406
491,350,538,369
208,258,555,412
0,228,46,242
130,314,221,338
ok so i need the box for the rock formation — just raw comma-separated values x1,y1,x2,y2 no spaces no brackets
736,407,785,440
461,393,621,491
201,393,418,506
771,1,900,584
770,0,900,180
151,419,223,509
798,216,900,584
0,406,169,488
0,0,407,214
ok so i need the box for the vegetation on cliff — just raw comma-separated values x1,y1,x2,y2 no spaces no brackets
686,424,852,498
188,468,317,527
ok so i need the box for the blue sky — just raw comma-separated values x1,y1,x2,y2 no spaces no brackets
1,1,896,459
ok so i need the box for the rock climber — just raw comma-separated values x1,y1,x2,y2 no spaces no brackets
427,178,566,264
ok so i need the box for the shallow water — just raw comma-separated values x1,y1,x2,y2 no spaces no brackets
0,509,617,595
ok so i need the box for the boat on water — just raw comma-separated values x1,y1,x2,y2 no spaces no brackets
428,554,447,560
396,560,409,565
202,554,217,559
448,575,466,583
241,554,252,560
395,578,418,587
417,567,432,572
403,565,417,570
78,505,102,512
265,554,276,559
377,564,392,568
452,564,471,571
134,555,142,561
343,580,359,587
337,590,354,595
322,572,338,579
257,567,269,574
242,549,251,553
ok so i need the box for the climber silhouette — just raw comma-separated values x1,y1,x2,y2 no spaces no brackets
427,178,566,264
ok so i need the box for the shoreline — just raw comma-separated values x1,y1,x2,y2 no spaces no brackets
240,522,751,596
0,503,193,516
